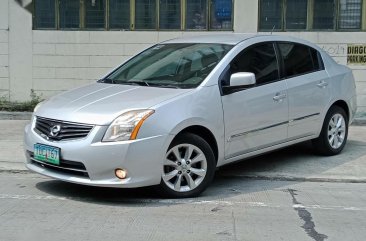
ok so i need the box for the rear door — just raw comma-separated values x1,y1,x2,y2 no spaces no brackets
221,42,289,159
277,42,331,139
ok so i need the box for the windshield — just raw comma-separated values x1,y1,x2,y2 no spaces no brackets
104,43,232,89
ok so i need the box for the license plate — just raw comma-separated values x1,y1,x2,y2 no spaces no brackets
34,144,60,165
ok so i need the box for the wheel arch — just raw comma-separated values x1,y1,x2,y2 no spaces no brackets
330,99,350,121
173,125,219,164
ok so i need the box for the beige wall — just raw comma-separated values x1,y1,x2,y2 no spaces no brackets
2,0,366,113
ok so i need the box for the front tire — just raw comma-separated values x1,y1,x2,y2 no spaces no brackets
158,133,216,198
312,106,348,156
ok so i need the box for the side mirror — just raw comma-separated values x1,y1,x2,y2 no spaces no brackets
230,72,256,87
222,72,256,95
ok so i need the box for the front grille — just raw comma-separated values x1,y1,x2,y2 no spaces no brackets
28,151,89,178
35,116,93,141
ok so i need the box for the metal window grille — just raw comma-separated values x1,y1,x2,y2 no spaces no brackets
186,0,208,30
85,0,106,28
313,0,336,29
259,0,283,30
59,0,80,29
210,0,233,30
32,0,235,31
135,0,157,29
285,0,307,29
109,0,130,29
34,0,56,28
159,0,181,29
338,0,362,29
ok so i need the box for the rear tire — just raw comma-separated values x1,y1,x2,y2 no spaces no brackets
312,106,348,156
158,133,216,198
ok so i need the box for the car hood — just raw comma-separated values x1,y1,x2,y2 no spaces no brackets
35,83,191,125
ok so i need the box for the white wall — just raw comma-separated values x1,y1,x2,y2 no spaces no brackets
3,0,366,114
9,0,33,101
31,31,221,98
0,0,9,99
234,0,258,33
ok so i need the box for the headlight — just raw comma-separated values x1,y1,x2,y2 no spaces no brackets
102,109,154,142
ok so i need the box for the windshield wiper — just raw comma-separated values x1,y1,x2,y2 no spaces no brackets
100,79,151,86
126,80,150,86
98,78,116,84
151,84,180,89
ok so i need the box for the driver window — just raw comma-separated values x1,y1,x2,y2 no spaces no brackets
231,43,280,85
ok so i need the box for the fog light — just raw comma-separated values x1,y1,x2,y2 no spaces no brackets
115,168,127,179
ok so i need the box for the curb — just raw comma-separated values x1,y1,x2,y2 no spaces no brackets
0,111,32,120
0,169,29,174
217,174,366,183
354,112,366,126
353,118,366,126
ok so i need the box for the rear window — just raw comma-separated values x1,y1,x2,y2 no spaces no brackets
278,43,322,78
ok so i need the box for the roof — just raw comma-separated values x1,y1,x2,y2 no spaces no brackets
162,33,323,52
163,33,259,45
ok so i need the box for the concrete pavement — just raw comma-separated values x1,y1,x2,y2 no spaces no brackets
1,119,366,241
0,119,366,183
0,120,29,171
1,173,366,241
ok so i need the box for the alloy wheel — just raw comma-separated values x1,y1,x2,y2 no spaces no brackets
327,113,346,149
162,144,207,192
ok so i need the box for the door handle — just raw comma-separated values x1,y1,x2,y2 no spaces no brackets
273,93,286,102
317,81,328,88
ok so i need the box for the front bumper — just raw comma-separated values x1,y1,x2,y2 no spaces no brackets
24,119,170,188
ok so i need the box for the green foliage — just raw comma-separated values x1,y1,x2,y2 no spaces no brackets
0,89,43,112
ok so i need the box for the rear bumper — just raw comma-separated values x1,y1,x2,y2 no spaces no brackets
348,95,357,124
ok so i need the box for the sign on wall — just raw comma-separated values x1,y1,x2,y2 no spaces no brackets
348,45,366,65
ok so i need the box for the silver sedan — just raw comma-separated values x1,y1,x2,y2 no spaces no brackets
24,34,357,197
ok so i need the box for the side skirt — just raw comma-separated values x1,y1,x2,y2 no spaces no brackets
218,134,317,167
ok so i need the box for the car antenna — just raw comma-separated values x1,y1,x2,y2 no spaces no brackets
271,25,276,35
